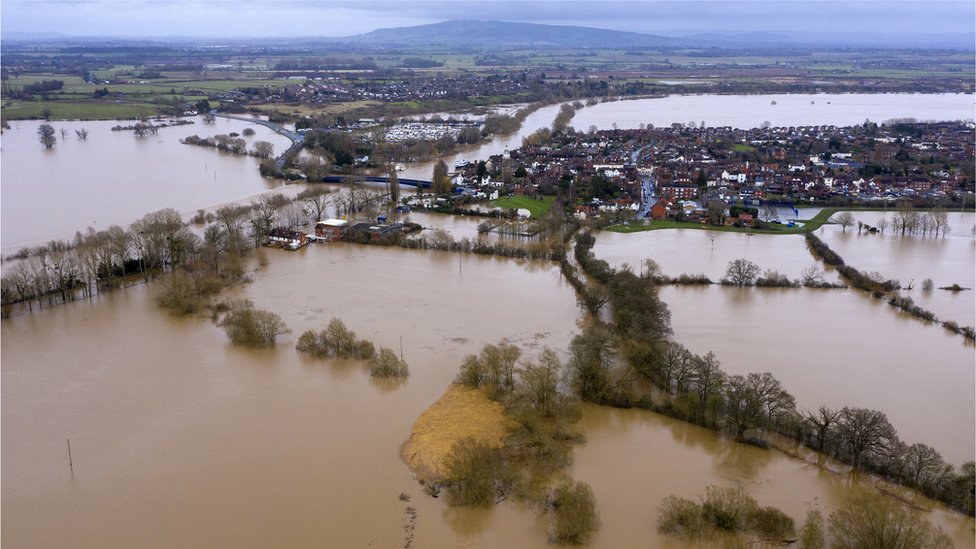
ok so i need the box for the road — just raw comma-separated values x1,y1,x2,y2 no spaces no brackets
214,112,305,170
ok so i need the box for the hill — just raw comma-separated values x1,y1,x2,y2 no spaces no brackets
346,19,677,48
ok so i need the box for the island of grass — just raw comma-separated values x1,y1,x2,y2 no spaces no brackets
490,195,554,218
606,208,846,235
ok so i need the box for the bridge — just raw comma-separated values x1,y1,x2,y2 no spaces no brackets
214,112,304,170
321,175,431,189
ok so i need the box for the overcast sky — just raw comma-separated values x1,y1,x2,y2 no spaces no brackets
2,0,974,39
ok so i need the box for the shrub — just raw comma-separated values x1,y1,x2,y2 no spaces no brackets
217,300,287,348
369,347,408,378
749,505,795,539
548,480,600,544
701,485,757,531
443,437,502,506
922,278,934,291
658,495,706,539
828,495,952,549
798,510,825,549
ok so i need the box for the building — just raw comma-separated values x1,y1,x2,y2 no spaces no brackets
268,227,308,250
345,223,406,242
314,219,348,241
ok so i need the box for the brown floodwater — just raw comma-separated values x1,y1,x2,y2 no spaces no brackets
0,116,291,254
592,229,841,283
592,226,974,465
816,213,976,327
3,246,973,548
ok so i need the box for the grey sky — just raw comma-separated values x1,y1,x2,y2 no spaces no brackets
2,0,973,38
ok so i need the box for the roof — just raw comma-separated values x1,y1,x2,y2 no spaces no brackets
317,219,348,227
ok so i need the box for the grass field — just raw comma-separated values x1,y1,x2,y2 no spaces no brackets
606,208,840,235
491,195,555,218
1,99,163,120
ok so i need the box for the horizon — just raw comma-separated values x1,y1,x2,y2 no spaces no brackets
2,1,974,44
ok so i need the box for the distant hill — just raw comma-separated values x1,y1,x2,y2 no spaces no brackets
345,19,678,48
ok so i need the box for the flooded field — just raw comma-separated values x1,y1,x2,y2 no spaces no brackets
816,212,976,326
3,93,975,547
592,229,838,282
571,93,976,130
0,116,291,254
3,246,972,548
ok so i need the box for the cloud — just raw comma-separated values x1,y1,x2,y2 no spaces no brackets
1,0,973,38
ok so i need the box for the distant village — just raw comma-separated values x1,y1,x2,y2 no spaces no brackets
445,119,975,222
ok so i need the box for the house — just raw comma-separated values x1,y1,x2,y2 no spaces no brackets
268,227,308,250
650,198,671,220
345,223,405,242
315,219,348,241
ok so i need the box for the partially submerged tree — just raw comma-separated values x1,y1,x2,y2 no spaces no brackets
548,480,599,544
833,211,857,231
37,123,56,149
828,495,952,549
723,258,760,286
218,300,288,348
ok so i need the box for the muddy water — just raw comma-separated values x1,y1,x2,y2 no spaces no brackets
3,246,973,547
573,404,975,548
398,102,568,181
571,93,976,130
592,229,841,283
663,284,975,466
592,227,973,464
816,213,976,327
1,246,578,548
0,116,291,254
1,217,972,540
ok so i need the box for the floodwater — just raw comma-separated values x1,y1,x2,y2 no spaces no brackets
3,246,972,548
592,229,838,283
0,116,292,255
398,102,569,181
663,285,975,466
816,212,976,327
592,226,974,465
570,93,976,130
3,94,976,547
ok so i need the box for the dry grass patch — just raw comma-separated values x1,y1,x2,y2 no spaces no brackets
401,383,510,482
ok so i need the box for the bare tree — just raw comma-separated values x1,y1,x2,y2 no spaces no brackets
691,352,725,426
214,204,253,255
250,193,289,241
836,407,897,469
930,207,950,238
251,140,274,159
59,127,68,139
76,128,88,140
723,258,760,286
298,187,332,221
832,211,857,231
300,154,328,182
801,265,826,286
828,495,952,549
804,405,842,453
876,216,889,234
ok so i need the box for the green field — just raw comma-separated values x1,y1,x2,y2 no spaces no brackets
1,99,163,120
606,209,841,235
491,195,555,218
